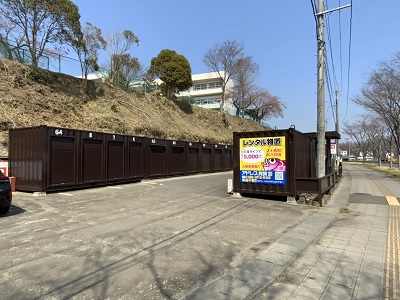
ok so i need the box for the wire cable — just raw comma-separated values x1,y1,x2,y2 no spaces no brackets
323,0,339,130
342,0,353,125
325,59,336,129
324,0,339,92
310,0,318,37
338,0,344,90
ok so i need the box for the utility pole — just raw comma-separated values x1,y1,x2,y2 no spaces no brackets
315,2,351,178
316,0,325,178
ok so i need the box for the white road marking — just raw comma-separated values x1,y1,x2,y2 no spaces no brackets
58,193,73,196
24,219,49,225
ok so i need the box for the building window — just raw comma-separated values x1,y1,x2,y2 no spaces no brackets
193,83,207,90
194,98,221,105
207,82,222,89
193,81,222,91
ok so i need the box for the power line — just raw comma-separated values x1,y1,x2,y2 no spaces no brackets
325,59,336,128
338,0,344,90
322,0,341,130
343,0,353,126
310,0,318,35
318,1,353,130
324,0,340,91
311,1,353,131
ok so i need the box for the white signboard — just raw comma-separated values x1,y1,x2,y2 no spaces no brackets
330,143,337,155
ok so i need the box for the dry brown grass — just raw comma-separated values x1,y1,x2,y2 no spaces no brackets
0,58,268,156
370,165,400,178
353,162,400,179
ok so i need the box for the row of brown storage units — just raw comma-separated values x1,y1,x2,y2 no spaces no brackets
9,126,233,192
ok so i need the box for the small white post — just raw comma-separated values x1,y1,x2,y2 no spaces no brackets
227,179,233,194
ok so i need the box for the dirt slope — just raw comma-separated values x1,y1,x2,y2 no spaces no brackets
0,58,267,156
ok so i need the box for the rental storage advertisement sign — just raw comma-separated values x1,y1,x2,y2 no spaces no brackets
239,136,286,185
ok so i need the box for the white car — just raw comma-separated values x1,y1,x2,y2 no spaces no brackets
349,156,356,161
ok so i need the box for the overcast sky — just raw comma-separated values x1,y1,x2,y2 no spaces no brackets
70,0,400,136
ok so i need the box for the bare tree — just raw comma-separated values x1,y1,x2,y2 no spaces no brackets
0,16,25,61
105,30,139,85
363,115,389,165
0,0,81,66
343,118,372,163
114,54,146,89
203,40,244,112
353,52,400,166
79,23,106,83
231,56,259,116
243,88,285,124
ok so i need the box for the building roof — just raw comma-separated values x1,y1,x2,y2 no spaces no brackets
191,71,225,81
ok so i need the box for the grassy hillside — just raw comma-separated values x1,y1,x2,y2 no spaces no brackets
0,58,268,156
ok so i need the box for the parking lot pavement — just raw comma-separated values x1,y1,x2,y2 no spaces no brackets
0,172,318,300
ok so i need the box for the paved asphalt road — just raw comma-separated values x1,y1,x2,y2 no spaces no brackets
0,172,318,300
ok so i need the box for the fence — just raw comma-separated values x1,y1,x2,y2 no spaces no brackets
130,81,161,94
0,40,50,70
9,125,233,193
0,39,82,76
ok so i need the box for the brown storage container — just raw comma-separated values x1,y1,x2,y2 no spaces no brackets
169,140,186,175
9,125,234,193
201,143,213,173
48,127,78,188
9,126,142,192
187,142,201,174
233,128,340,201
80,130,105,184
224,145,233,171
147,138,168,178
9,126,78,192
9,126,45,192
106,133,125,181
213,144,224,171
233,129,296,197
125,135,146,180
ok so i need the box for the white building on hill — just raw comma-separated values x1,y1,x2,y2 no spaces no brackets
176,71,235,115
84,71,236,115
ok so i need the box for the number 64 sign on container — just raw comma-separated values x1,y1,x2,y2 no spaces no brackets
239,136,286,185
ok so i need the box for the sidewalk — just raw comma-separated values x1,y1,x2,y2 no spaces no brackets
256,202,388,299
181,167,388,299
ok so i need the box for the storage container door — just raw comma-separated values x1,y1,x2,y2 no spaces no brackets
50,136,76,186
214,149,222,171
202,148,211,172
107,141,124,180
170,147,184,175
128,142,143,178
82,139,104,182
224,149,232,170
149,145,167,177
187,148,199,173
